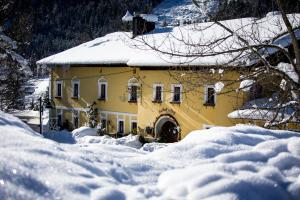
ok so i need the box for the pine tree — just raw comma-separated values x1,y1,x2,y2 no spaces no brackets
87,102,98,128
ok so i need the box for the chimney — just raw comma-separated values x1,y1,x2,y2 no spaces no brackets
132,14,157,37
122,11,158,38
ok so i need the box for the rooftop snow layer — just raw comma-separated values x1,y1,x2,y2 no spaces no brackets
37,14,300,67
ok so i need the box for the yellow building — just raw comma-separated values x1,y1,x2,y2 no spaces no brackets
37,15,299,141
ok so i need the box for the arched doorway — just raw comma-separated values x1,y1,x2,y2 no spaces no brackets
154,115,180,143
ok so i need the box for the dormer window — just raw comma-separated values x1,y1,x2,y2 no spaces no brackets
171,84,182,103
72,80,80,98
128,77,139,103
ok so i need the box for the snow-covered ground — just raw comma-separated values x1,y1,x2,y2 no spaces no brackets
24,77,49,109
1,111,300,200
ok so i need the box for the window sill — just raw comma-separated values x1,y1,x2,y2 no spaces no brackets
71,97,79,99
55,96,62,99
97,98,106,101
203,102,215,107
170,101,181,104
128,100,137,103
152,100,162,103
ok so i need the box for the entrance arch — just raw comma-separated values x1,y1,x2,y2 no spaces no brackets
154,115,180,143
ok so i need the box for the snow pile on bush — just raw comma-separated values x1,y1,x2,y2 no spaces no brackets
72,126,99,139
1,111,300,200
72,126,143,149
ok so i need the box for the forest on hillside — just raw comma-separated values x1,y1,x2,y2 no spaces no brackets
0,0,163,71
0,0,300,71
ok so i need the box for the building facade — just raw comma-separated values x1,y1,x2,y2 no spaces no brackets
39,14,300,141
49,64,246,141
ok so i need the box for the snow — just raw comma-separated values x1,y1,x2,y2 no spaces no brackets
228,94,298,123
72,126,99,139
122,10,133,22
275,62,299,83
214,82,225,93
140,14,159,23
72,126,143,148
1,111,300,199
24,78,49,109
239,79,255,91
37,14,300,69
153,0,218,25
228,108,293,122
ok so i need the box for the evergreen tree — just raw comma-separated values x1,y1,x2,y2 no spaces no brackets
87,102,98,128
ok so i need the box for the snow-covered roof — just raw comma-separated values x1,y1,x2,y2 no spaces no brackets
228,95,299,123
122,10,133,22
140,14,158,22
37,13,300,67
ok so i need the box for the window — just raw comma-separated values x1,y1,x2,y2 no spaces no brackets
129,85,138,102
171,84,182,103
101,119,107,130
118,119,124,134
128,77,139,103
153,84,163,102
72,80,80,98
55,81,63,98
131,120,137,134
204,85,216,106
72,110,79,129
98,78,107,100
56,109,63,128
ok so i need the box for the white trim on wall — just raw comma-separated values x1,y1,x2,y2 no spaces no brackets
49,74,52,100
100,110,137,117
55,106,87,112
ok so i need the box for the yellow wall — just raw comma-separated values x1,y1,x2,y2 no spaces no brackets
137,69,246,139
50,65,246,138
50,66,138,133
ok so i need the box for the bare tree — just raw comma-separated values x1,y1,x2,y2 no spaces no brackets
132,0,300,128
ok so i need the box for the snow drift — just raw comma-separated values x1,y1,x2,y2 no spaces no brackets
1,111,300,200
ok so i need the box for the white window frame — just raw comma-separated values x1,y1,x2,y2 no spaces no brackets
72,110,80,129
117,118,125,134
98,79,108,100
100,113,108,129
56,109,63,127
152,84,164,102
49,74,52,100
71,80,80,98
171,84,182,103
130,119,138,133
55,80,63,98
128,78,139,102
204,85,216,105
